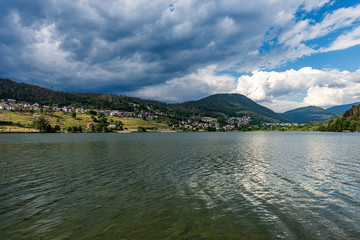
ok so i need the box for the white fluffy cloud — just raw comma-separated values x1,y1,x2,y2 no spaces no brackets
304,83,360,106
233,68,360,112
128,65,237,102
131,66,360,112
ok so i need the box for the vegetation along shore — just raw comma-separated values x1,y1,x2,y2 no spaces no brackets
1,78,359,133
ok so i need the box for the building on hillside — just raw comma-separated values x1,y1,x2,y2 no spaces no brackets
76,108,85,113
53,106,61,112
10,105,21,111
0,104,10,110
62,106,73,113
85,123,95,130
203,117,212,122
31,103,40,111
110,111,120,117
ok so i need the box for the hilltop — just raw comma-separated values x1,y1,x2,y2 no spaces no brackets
171,93,288,123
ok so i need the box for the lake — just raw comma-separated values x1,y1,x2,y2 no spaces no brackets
0,132,359,239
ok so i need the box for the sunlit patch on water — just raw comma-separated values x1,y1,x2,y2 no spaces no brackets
0,132,359,239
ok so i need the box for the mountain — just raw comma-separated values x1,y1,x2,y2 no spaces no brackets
280,106,336,124
0,78,166,111
326,102,360,115
171,93,289,123
1,78,288,123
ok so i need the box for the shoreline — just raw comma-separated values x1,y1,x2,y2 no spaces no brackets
1,130,357,134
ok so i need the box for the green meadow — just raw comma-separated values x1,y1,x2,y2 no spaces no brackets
0,111,171,133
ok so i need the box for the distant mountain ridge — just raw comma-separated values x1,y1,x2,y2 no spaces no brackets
326,102,360,115
280,106,335,124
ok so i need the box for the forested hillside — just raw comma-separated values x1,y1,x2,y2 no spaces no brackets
1,79,290,123
280,106,335,124
319,104,360,132
171,94,289,123
0,78,166,111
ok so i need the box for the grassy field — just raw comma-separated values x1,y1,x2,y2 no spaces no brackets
0,111,34,125
120,117,170,131
0,125,38,132
0,111,171,132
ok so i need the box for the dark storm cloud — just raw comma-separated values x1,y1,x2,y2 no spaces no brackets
0,1,267,90
0,0,333,97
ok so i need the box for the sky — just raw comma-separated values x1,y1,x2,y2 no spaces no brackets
1,0,360,112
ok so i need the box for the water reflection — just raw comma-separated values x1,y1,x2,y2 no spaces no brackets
0,132,359,239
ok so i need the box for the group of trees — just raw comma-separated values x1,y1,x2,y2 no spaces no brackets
315,104,360,132
88,111,124,132
32,115,60,133
31,112,125,133
66,126,82,133
137,126,147,132
318,117,360,132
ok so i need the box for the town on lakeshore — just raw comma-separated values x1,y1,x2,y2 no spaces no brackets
0,97,297,133
1,78,359,133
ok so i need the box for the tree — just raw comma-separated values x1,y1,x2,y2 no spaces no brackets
217,116,226,125
71,126,78,133
54,125,61,132
138,126,147,132
205,126,216,131
95,123,103,132
91,115,98,122
32,115,52,133
87,110,97,115
71,112,77,119
97,112,104,118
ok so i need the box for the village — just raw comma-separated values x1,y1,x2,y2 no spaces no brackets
0,98,257,131
0,98,165,120
179,116,252,131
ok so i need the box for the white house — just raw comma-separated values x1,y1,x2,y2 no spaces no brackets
0,103,11,110
0,104,9,110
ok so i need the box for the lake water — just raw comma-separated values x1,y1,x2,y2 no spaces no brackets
0,132,359,239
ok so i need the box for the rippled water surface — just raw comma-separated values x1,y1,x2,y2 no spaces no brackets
1,132,360,239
